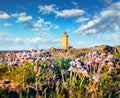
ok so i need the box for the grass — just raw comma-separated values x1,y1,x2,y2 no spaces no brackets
0,53,120,98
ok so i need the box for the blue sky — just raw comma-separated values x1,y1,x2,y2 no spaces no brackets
0,0,120,50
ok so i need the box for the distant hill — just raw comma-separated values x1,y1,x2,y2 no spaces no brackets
0,45,120,58
49,45,120,58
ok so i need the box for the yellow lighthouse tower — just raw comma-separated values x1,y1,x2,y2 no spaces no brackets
62,32,69,49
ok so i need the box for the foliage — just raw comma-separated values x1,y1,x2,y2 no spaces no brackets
0,51,120,98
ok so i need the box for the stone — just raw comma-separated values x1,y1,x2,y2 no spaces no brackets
4,79,10,84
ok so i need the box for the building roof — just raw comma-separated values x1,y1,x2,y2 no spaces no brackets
63,32,68,36
64,32,66,34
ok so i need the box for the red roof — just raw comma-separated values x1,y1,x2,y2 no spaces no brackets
63,32,66,34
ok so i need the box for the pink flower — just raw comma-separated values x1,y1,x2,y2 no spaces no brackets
109,66,114,70
76,64,81,68
86,61,92,65
108,62,114,67
101,53,106,57
95,58,102,64
93,74,100,83
76,68,80,73
75,58,81,63
91,62,97,66
72,68,77,73
80,56,83,59
70,61,75,66
84,60,88,65
42,57,46,61
20,59,24,63
76,62,81,66
107,54,114,61
85,54,88,59
34,65,38,72
81,69,89,77
103,59,108,63
109,67,114,74
50,64,54,68
32,52,35,57
68,66,74,72
29,59,34,63
8,62,13,66
92,52,98,57
75,58,81,66
88,52,92,57
92,56,97,61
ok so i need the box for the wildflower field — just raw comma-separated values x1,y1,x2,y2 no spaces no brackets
0,49,120,98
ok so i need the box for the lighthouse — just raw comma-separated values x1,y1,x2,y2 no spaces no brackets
62,32,69,49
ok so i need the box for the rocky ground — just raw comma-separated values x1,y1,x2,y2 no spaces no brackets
49,45,120,58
